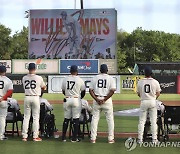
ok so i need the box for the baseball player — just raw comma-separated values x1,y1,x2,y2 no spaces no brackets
0,65,13,140
137,66,161,144
61,65,86,142
40,93,53,112
7,96,23,121
22,63,46,141
89,64,116,144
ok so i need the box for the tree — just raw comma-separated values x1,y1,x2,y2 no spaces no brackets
10,26,28,59
0,24,12,59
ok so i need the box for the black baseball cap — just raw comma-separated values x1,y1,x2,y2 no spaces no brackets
28,63,36,70
0,65,7,73
144,66,152,77
100,64,108,73
70,65,78,73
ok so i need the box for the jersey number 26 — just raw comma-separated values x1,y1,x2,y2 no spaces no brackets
25,80,36,89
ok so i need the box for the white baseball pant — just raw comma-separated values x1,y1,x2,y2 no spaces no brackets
22,96,40,139
91,97,114,141
138,100,157,141
0,101,8,139
63,97,81,119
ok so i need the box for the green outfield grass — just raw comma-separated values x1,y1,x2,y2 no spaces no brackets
13,104,139,133
12,93,180,101
0,137,179,154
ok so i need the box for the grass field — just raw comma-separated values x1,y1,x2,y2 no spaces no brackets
0,137,180,154
12,93,180,101
3,93,180,154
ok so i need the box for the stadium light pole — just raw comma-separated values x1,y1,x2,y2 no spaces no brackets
80,0,84,9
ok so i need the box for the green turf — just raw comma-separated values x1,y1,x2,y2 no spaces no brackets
0,137,179,154
12,93,180,101
12,104,138,133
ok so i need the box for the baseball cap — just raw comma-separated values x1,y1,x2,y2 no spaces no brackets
70,65,78,73
28,63,36,70
0,65,7,73
144,66,152,77
100,64,108,73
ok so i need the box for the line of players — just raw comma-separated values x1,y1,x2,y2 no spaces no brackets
0,63,162,144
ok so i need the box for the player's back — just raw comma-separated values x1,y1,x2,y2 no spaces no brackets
22,74,44,96
0,76,13,96
137,78,160,100
62,75,85,97
91,74,115,96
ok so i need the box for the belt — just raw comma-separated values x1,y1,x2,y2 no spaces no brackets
95,95,106,97
66,96,79,98
25,95,39,96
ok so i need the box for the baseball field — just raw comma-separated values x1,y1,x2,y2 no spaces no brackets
1,93,180,154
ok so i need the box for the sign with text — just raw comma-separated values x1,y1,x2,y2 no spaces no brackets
29,9,117,59
121,75,144,93
0,60,11,73
59,59,99,74
12,59,59,74
48,75,120,93
154,76,177,94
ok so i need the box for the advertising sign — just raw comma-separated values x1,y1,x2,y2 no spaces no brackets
0,60,11,73
59,59,98,74
121,75,144,93
12,59,59,74
29,9,117,59
99,59,117,74
48,75,120,93
154,76,177,94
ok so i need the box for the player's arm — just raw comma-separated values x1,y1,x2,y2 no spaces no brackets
89,89,99,102
0,81,13,102
61,78,66,96
0,89,13,102
80,79,86,99
104,77,116,102
104,89,116,102
156,81,161,99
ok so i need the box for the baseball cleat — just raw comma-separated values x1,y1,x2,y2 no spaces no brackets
22,138,27,142
33,137,42,142
71,138,81,143
108,139,115,144
0,137,8,141
90,140,96,143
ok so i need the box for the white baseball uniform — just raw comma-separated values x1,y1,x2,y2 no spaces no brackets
22,74,46,139
61,75,85,119
79,99,92,122
40,97,53,112
0,76,13,139
89,74,116,141
137,77,161,141
6,98,20,121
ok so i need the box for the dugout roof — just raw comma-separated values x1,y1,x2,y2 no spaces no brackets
133,62,180,75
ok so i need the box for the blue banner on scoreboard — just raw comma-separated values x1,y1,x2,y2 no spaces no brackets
59,59,99,74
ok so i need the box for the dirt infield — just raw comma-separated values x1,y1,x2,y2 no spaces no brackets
18,100,180,106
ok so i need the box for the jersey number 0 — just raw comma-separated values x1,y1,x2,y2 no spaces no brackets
144,84,150,93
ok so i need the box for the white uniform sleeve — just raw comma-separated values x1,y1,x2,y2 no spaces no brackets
80,78,86,91
61,78,66,91
40,77,46,88
156,80,161,92
109,76,116,90
89,77,95,90
7,79,13,90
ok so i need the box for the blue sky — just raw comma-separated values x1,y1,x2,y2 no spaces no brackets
0,0,180,34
